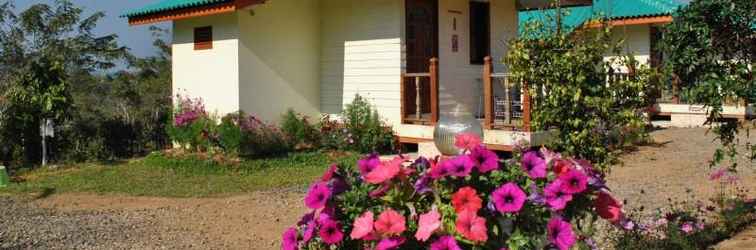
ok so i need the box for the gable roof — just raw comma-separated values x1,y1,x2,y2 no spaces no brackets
519,0,687,35
123,0,231,18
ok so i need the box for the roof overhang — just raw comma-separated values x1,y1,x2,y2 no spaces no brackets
583,15,673,28
128,0,264,26
517,0,593,11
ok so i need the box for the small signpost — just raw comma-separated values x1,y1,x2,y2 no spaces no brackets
40,118,54,166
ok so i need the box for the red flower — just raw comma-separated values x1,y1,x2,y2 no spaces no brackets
595,191,623,223
454,133,482,151
552,159,572,176
455,210,488,242
451,187,482,213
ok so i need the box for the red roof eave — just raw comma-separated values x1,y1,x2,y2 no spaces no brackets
128,0,264,26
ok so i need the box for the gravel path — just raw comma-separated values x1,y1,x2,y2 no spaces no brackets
1,127,754,249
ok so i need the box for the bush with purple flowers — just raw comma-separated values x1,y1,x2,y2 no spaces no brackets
282,134,631,250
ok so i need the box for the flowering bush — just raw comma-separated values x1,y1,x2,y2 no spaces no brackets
282,134,630,250
167,95,216,152
321,95,395,154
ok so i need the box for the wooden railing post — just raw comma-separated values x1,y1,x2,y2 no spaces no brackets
483,56,493,129
415,76,422,120
429,57,439,124
672,74,681,104
400,74,406,124
521,79,532,132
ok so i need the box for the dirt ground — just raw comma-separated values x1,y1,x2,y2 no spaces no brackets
1,127,755,249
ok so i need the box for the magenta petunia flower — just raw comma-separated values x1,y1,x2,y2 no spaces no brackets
544,180,573,211
429,160,451,179
281,227,298,250
430,235,462,250
304,182,331,209
454,132,482,151
318,219,344,245
547,217,576,250
470,146,499,173
376,236,405,250
358,153,381,176
321,164,338,182
442,155,475,177
557,169,588,194
521,151,547,179
302,220,316,243
492,182,527,214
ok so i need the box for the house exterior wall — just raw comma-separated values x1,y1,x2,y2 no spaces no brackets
172,13,240,115
490,0,518,73
606,24,652,71
238,0,321,122
320,0,404,125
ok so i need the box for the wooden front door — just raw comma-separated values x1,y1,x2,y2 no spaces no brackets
405,0,438,118
405,0,438,73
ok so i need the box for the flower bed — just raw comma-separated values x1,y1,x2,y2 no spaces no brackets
282,134,629,249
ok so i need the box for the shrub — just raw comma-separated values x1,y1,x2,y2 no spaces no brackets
166,95,216,152
282,134,628,250
281,109,321,150
321,95,395,154
217,113,244,155
237,112,291,157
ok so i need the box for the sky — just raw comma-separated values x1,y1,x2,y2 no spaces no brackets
14,0,171,58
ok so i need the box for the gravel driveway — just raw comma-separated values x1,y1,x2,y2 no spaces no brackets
1,127,755,249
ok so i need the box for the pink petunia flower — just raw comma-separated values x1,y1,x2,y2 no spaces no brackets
455,132,482,151
281,227,298,250
544,180,573,211
319,219,344,245
365,156,403,184
350,211,374,240
455,210,488,242
681,222,694,234
521,151,547,179
415,209,441,242
376,236,405,250
558,169,588,194
321,164,338,182
552,159,573,176
470,146,500,173
595,191,623,223
442,155,475,177
709,167,727,181
492,182,527,214
302,220,316,243
451,187,483,213
374,209,406,236
358,153,381,176
547,217,576,250
429,159,451,179
430,235,462,250
540,147,562,164
304,182,331,209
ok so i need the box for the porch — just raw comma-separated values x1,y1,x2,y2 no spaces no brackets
650,83,753,127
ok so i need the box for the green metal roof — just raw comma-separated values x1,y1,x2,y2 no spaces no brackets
519,0,688,36
123,0,232,18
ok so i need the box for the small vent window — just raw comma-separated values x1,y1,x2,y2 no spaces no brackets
194,26,213,50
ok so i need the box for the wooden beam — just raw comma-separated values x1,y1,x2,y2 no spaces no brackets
483,56,493,129
521,80,532,132
584,15,673,29
429,58,439,124
128,0,263,26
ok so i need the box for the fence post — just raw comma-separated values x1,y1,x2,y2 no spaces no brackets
430,57,439,124
522,80,532,132
483,56,493,129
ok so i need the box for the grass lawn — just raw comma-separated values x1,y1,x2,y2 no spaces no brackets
1,151,359,198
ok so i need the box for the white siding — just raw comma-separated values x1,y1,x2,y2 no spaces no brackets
490,0,518,73
320,0,404,125
238,0,321,122
606,24,652,72
173,13,240,115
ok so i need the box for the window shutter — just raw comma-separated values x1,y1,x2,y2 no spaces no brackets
194,26,213,50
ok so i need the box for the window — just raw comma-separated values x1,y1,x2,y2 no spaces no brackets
194,26,213,50
649,25,662,68
469,1,490,64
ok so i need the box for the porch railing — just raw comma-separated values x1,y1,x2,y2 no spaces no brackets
482,56,531,131
401,58,439,125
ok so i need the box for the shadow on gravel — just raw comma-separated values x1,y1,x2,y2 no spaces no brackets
32,187,55,200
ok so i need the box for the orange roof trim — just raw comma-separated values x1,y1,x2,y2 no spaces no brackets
584,15,673,28
128,0,264,26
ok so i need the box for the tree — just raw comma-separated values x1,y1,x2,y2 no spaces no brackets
660,0,755,168
0,0,126,165
507,14,658,169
